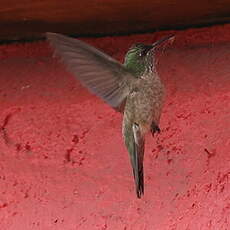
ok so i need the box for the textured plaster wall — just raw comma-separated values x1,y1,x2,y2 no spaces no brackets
0,24,229,229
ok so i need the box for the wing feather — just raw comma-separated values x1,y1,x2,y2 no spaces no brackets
47,32,135,108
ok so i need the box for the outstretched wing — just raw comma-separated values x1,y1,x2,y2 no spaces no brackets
47,32,135,108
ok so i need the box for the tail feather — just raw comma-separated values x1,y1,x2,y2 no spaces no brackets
132,123,145,198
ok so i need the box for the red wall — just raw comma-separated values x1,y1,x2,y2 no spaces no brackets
0,24,229,229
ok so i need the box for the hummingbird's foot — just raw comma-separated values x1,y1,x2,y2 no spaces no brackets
151,123,160,137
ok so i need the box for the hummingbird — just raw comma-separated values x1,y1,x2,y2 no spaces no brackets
46,32,173,198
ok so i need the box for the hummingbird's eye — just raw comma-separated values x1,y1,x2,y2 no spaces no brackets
139,49,148,57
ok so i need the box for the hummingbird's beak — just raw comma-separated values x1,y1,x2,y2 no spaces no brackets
152,35,175,49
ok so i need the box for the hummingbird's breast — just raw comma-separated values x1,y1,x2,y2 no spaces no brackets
123,72,165,134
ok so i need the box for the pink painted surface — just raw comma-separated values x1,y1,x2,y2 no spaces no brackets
0,24,229,229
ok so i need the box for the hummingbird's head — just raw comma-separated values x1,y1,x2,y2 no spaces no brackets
124,43,155,77
128,43,154,57
124,35,174,77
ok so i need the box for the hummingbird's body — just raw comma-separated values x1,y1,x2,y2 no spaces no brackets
47,33,171,198
122,48,165,197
